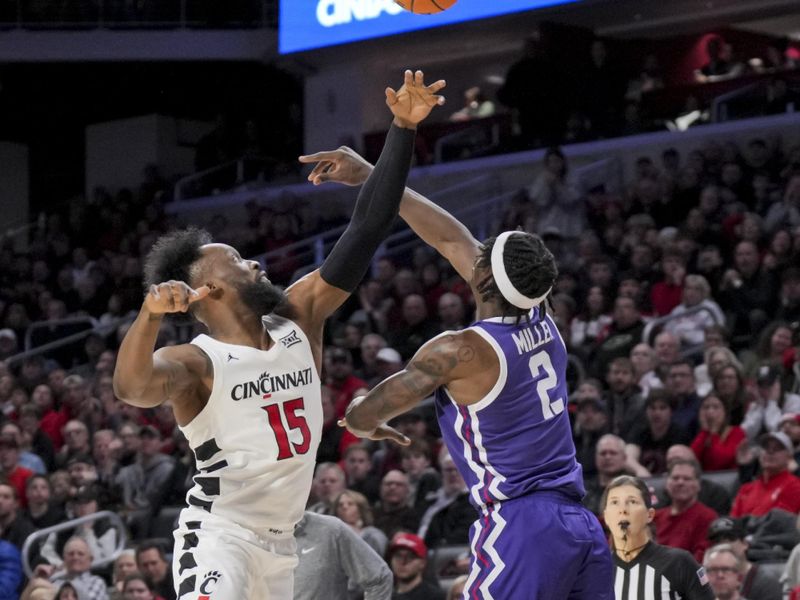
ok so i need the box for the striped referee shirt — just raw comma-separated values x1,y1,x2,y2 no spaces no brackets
613,542,714,600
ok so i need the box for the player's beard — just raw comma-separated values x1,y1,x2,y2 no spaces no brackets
236,278,287,317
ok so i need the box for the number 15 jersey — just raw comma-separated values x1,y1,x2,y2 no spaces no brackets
435,308,584,509
179,315,322,536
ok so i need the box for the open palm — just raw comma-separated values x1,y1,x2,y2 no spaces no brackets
386,69,446,126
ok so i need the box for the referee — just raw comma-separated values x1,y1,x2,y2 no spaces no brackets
603,475,714,600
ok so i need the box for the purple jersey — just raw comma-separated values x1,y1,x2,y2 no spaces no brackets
435,308,584,509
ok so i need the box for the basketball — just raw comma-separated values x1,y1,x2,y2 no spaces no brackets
394,0,457,15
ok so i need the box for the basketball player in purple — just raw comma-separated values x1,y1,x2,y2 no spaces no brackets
301,148,615,599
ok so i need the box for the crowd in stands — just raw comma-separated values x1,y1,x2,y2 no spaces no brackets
3,88,800,600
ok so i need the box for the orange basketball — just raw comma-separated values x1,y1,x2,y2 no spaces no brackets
394,0,457,15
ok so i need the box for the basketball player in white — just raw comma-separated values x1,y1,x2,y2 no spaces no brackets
112,70,445,600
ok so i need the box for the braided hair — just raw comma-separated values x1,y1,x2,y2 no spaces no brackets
475,232,558,322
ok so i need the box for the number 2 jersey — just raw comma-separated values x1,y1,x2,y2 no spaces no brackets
178,315,322,536
434,307,584,509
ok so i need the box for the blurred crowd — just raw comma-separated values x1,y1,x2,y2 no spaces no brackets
2,110,800,599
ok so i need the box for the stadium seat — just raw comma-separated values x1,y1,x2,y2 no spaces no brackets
702,470,740,498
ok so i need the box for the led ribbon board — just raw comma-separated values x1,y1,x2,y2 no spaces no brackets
279,0,583,54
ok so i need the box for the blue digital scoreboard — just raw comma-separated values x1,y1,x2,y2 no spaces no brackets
279,0,583,54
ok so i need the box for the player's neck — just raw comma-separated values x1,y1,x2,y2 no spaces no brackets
207,314,274,350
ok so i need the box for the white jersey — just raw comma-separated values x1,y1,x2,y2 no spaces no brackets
180,315,322,537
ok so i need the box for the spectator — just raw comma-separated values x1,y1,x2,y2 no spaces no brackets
730,431,800,517
707,518,783,600
583,434,631,514
57,420,92,470
308,462,347,516
653,332,682,381
653,459,717,562
387,295,441,361
525,146,586,240
2,421,46,475
120,573,158,600
400,440,440,518
664,275,725,347
388,533,444,600
604,357,645,440
342,444,381,504
695,346,742,398
317,385,358,465
571,286,613,352
629,390,691,476
629,343,662,397
115,425,175,538
691,393,747,472
0,436,35,506
437,292,468,332
703,544,746,600
695,36,738,82
373,348,404,385
110,550,137,599
665,361,702,439
294,511,393,600
764,175,800,234
658,445,732,515
449,86,495,122
333,490,387,557
712,364,752,426
446,576,468,600
0,330,18,362
135,541,174,600
354,333,387,384
718,241,778,344
741,364,800,440
373,470,420,541
39,487,117,571
48,537,109,600
572,383,610,479
417,451,472,549
650,252,686,317
591,296,645,378
325,347,368,420
0,482,35,551
24,475,66,529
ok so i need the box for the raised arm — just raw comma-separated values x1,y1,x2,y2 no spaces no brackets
299,147,480,281
288,70,446,333
113,281,210,414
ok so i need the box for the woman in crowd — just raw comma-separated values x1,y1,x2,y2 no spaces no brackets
695,346,742,397
712,364,752,425
690,393,746,471
333,489,388,557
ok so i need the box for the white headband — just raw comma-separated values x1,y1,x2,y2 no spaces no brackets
490,231,552,310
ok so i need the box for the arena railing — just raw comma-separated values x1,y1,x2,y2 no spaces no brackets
5,315,135,368
173,155,278,202
640,305,723,359
21,510,128,579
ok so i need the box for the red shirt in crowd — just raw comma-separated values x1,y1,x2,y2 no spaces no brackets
39,407,72,450
731,469,800,517
654,500,718,562
690,426,747,472
5,465,33,508
650,281,684,316
329,374,368,419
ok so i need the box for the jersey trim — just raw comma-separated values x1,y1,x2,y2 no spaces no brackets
464,326,508,412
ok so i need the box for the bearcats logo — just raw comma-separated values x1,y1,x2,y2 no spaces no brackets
279,330,301,348
199,570,222,597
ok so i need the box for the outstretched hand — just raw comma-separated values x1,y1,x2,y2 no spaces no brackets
338,417,411,446
298,146,373,187
387,69,446,128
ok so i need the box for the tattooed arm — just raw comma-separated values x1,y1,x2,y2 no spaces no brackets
341,330,483,444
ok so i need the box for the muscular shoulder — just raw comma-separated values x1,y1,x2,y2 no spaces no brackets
411,329,493,379
154,343,209,373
